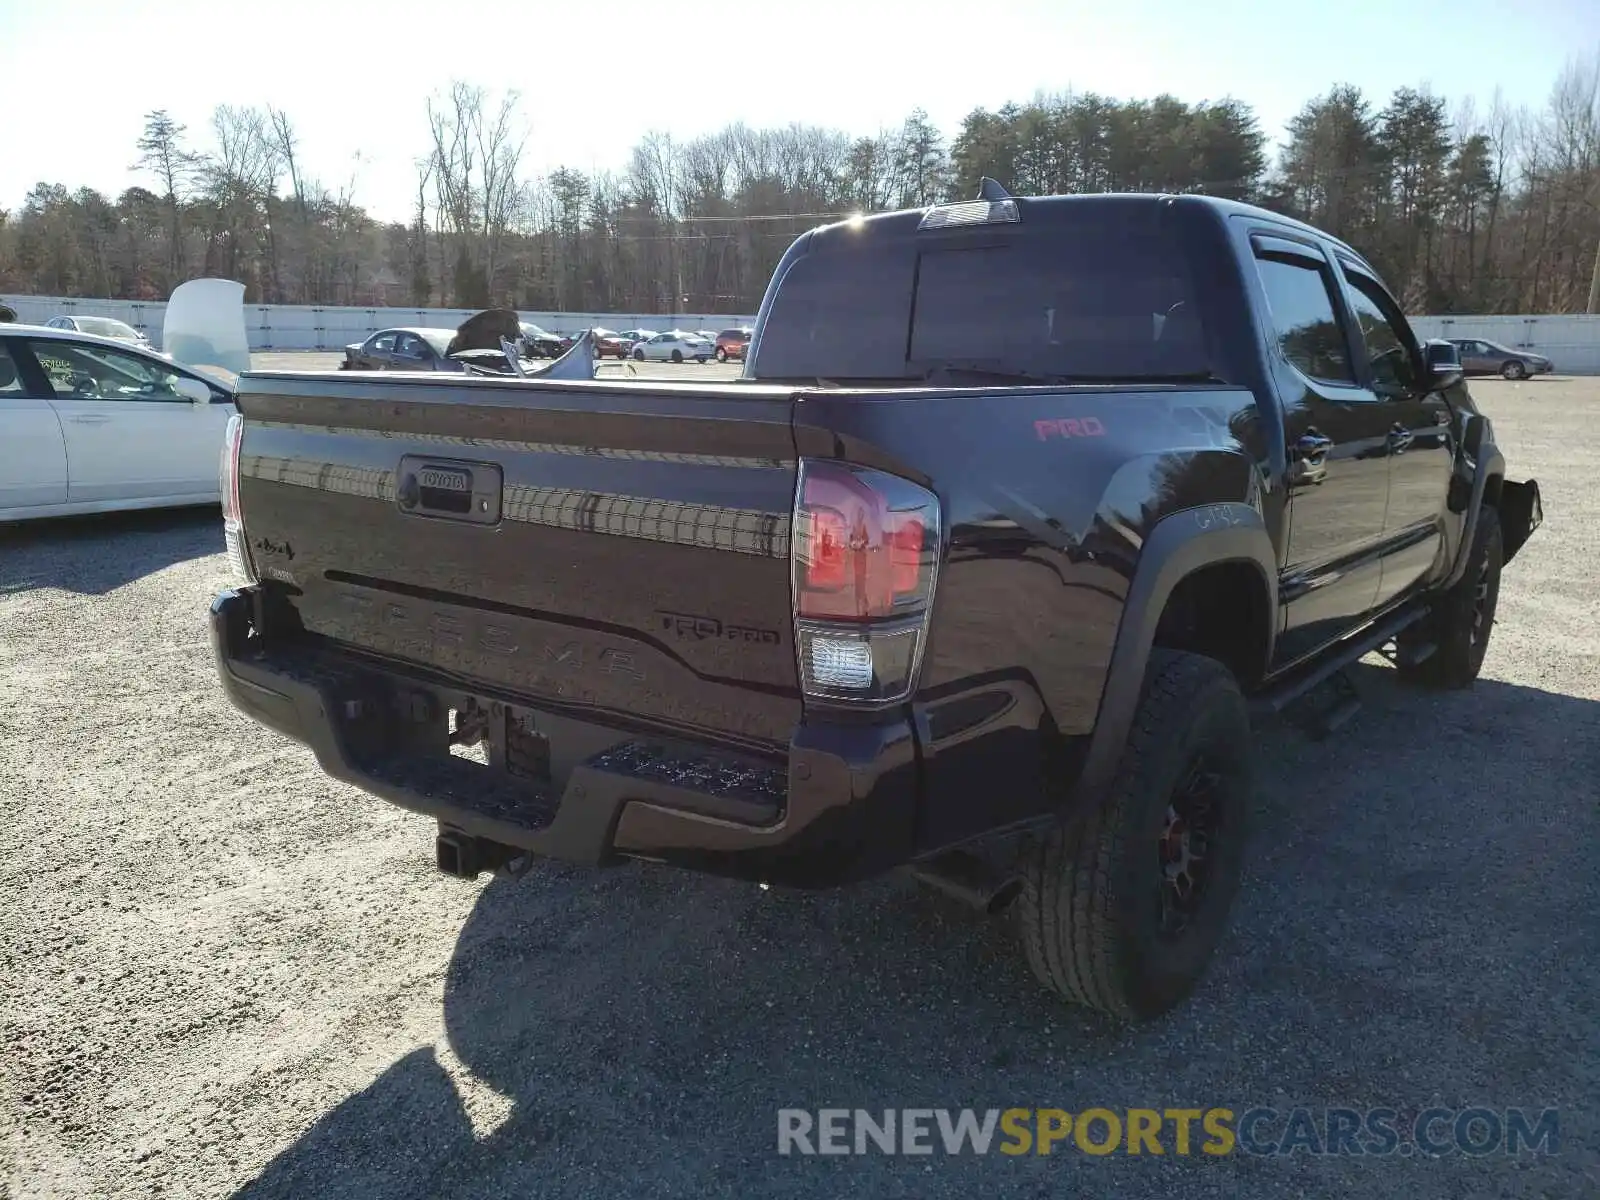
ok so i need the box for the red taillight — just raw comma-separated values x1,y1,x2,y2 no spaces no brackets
890,516,926,596
791,459,941,704
805,507,850,591
794,461,937,621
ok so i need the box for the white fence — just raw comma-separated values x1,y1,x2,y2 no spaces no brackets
0,295,758,352
5,293,1598,373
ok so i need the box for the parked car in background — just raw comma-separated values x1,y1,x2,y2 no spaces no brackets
341,327,459,371
0,323,236,521
585,327,633,359
617,328,658,349
519,323,566,358
45,314,154,350
631,331,713,363
1447,338,1553,380
714,326,752,362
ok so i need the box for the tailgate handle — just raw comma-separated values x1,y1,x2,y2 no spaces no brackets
396,456,503,525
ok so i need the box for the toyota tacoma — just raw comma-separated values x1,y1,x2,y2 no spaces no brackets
209,183,1542,1019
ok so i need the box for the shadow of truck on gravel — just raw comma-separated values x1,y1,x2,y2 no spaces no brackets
0,507,221,596
231,666,1598,1200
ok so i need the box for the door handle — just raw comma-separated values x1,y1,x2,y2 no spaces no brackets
70,414,112,425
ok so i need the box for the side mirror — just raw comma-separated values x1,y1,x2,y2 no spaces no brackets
1422,339,1463,392
173,376,213,404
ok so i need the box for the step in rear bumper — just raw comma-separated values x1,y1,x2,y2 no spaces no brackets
209,587,919,887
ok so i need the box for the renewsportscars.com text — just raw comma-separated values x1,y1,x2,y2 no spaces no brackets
777,1107,1560,1158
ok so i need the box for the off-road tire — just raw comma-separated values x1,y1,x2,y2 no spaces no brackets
1397,504,1503,689
1017,649,1253,1021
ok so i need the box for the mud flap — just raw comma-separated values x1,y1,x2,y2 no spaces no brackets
1499,479,1543,565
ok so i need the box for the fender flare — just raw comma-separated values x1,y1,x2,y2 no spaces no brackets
1070,502,1278,808
1440,437,1505,592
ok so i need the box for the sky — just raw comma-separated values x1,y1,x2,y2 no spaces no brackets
1,0,1595,224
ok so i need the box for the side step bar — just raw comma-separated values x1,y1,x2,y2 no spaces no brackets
1250,604,1431,728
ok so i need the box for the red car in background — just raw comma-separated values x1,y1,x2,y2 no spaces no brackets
550,328,630,358
714,326,753,362
585,327,631,359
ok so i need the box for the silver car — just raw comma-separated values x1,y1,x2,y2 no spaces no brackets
1448,338,1553,380
46,314,155,350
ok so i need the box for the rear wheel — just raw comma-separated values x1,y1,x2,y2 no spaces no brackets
1016,649,1252,1021
671,349,684,363
1501,359,1527,380
1396,504,1503,688
633,348,645,361
715,347,728,362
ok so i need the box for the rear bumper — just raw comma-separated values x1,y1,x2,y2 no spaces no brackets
210,587,920,887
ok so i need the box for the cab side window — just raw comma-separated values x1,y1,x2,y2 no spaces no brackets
1252,247,1356,385
1341,273,1420,396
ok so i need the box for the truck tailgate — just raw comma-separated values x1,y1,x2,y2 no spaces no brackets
235,373,803,752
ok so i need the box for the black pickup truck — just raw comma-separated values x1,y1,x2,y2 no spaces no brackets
210,184,1542,1020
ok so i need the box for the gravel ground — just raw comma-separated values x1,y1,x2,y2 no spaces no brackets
2,373,1596,1200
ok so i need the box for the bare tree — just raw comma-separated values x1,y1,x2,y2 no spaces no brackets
475,90,526,293
269,108,307,219
132,110,199,285
423,82,528,305
411,155,435,305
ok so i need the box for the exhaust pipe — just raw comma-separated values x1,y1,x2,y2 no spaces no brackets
908,849,1022,915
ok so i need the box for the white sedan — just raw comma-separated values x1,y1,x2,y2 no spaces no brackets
630,331,714,363
0,324,237,521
